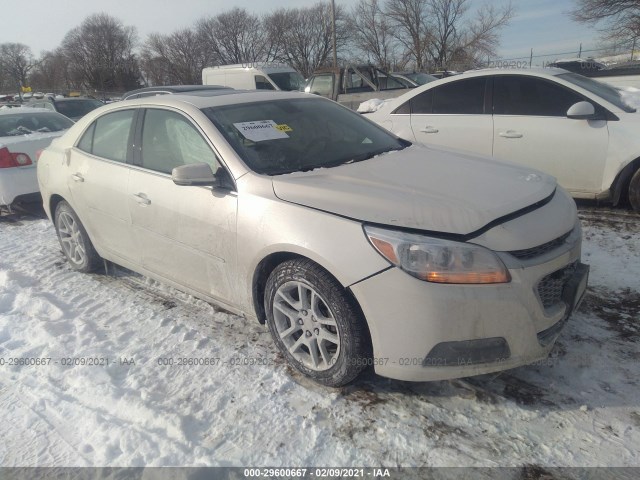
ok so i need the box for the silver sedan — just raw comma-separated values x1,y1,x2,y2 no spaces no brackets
37,91,588,386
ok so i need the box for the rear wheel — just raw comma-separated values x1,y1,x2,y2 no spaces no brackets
54,201,101,272
264,259,371,387
629,168,640,212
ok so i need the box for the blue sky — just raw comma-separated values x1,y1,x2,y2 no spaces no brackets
1,0,609,64
497,0,608,64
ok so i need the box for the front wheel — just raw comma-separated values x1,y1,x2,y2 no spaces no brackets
264,259,371,387
54,201,101,272
628,168,640,212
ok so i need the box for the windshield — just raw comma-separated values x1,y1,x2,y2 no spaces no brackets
0,111,74,137
558,72,636,113
202,97,409,175
269,72,306,91
407,73,438,85
55,99,104,119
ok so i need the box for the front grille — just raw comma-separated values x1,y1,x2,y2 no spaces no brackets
537,262,577,309
509,231,571,260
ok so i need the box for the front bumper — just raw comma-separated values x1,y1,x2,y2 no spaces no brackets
350,227,587,382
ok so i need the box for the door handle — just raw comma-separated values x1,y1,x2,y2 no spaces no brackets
419,126,439,133
71,173,84,182
132,193,151,206
499,130,523,138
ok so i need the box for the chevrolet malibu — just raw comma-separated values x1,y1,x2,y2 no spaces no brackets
37,91,588,386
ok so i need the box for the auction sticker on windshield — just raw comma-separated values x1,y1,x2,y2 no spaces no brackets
233,120,289,142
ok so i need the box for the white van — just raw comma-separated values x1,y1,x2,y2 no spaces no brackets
202,64,305,91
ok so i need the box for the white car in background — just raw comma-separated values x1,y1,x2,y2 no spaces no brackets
365,68,640,211
38,91,588,386
0,108,74,208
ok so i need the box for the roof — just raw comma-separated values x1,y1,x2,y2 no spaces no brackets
122,84,232,100
0,107,55,116
463,67,568,76
119,90,316,110
202,64,297,73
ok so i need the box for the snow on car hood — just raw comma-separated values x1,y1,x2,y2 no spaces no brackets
272,145,557,235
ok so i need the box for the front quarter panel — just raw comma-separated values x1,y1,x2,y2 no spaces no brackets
234,173,390,317
603,113,640,194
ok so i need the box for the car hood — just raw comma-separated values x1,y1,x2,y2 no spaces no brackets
271,145,557,236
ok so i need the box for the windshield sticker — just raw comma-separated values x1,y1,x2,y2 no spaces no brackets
233,120,289,142
275,123,293,132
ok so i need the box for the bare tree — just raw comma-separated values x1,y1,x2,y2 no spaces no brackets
385,0,431,70
349,0,398,70
142,28,207,85
28,49,69,92
0,43,37,91
571,0,640,43
272,3,350,77
385,0,513,71
426,0,513,70
263,9,293,62
457,2,514,67
61,13,140,92
197,8,266,65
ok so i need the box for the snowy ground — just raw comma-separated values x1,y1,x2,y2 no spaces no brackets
0,204,638,468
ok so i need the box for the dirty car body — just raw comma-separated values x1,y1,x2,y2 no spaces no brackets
37,91,588,386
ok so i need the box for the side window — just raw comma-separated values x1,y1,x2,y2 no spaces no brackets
308,74,334,97
345,68,374,93
77,123,96,153
393,100,411,115
255,76,275,90
78,110,134,162
410,89,434,114
141,109,220,175
377,72,405,90
494,76,585,116
431,78,486,114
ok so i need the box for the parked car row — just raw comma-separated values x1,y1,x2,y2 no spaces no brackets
35,89,588,386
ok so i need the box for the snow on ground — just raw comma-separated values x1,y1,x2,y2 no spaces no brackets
0,205,639,468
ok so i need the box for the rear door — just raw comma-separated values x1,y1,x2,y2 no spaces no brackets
66,109,139,264
409,77,493,155
491,75,609,194
127,107,238,304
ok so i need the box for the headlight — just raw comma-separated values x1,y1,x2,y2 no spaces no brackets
364,226,510,284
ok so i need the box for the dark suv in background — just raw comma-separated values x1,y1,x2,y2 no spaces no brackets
27,97,104,121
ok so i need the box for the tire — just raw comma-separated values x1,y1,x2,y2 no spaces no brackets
264,259,371,387
629,168,640,213
54,201,101,273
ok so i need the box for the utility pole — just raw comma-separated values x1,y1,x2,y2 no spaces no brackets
331,0,338,68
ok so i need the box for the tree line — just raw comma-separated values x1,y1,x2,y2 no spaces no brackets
1,0,637,95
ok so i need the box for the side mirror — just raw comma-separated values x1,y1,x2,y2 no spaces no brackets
172,163,218,187
566,101,596,120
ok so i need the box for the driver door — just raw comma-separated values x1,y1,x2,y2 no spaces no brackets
127,108,238,304
491,75,609,194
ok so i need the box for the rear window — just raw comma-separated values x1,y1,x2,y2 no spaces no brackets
0,111,73,137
